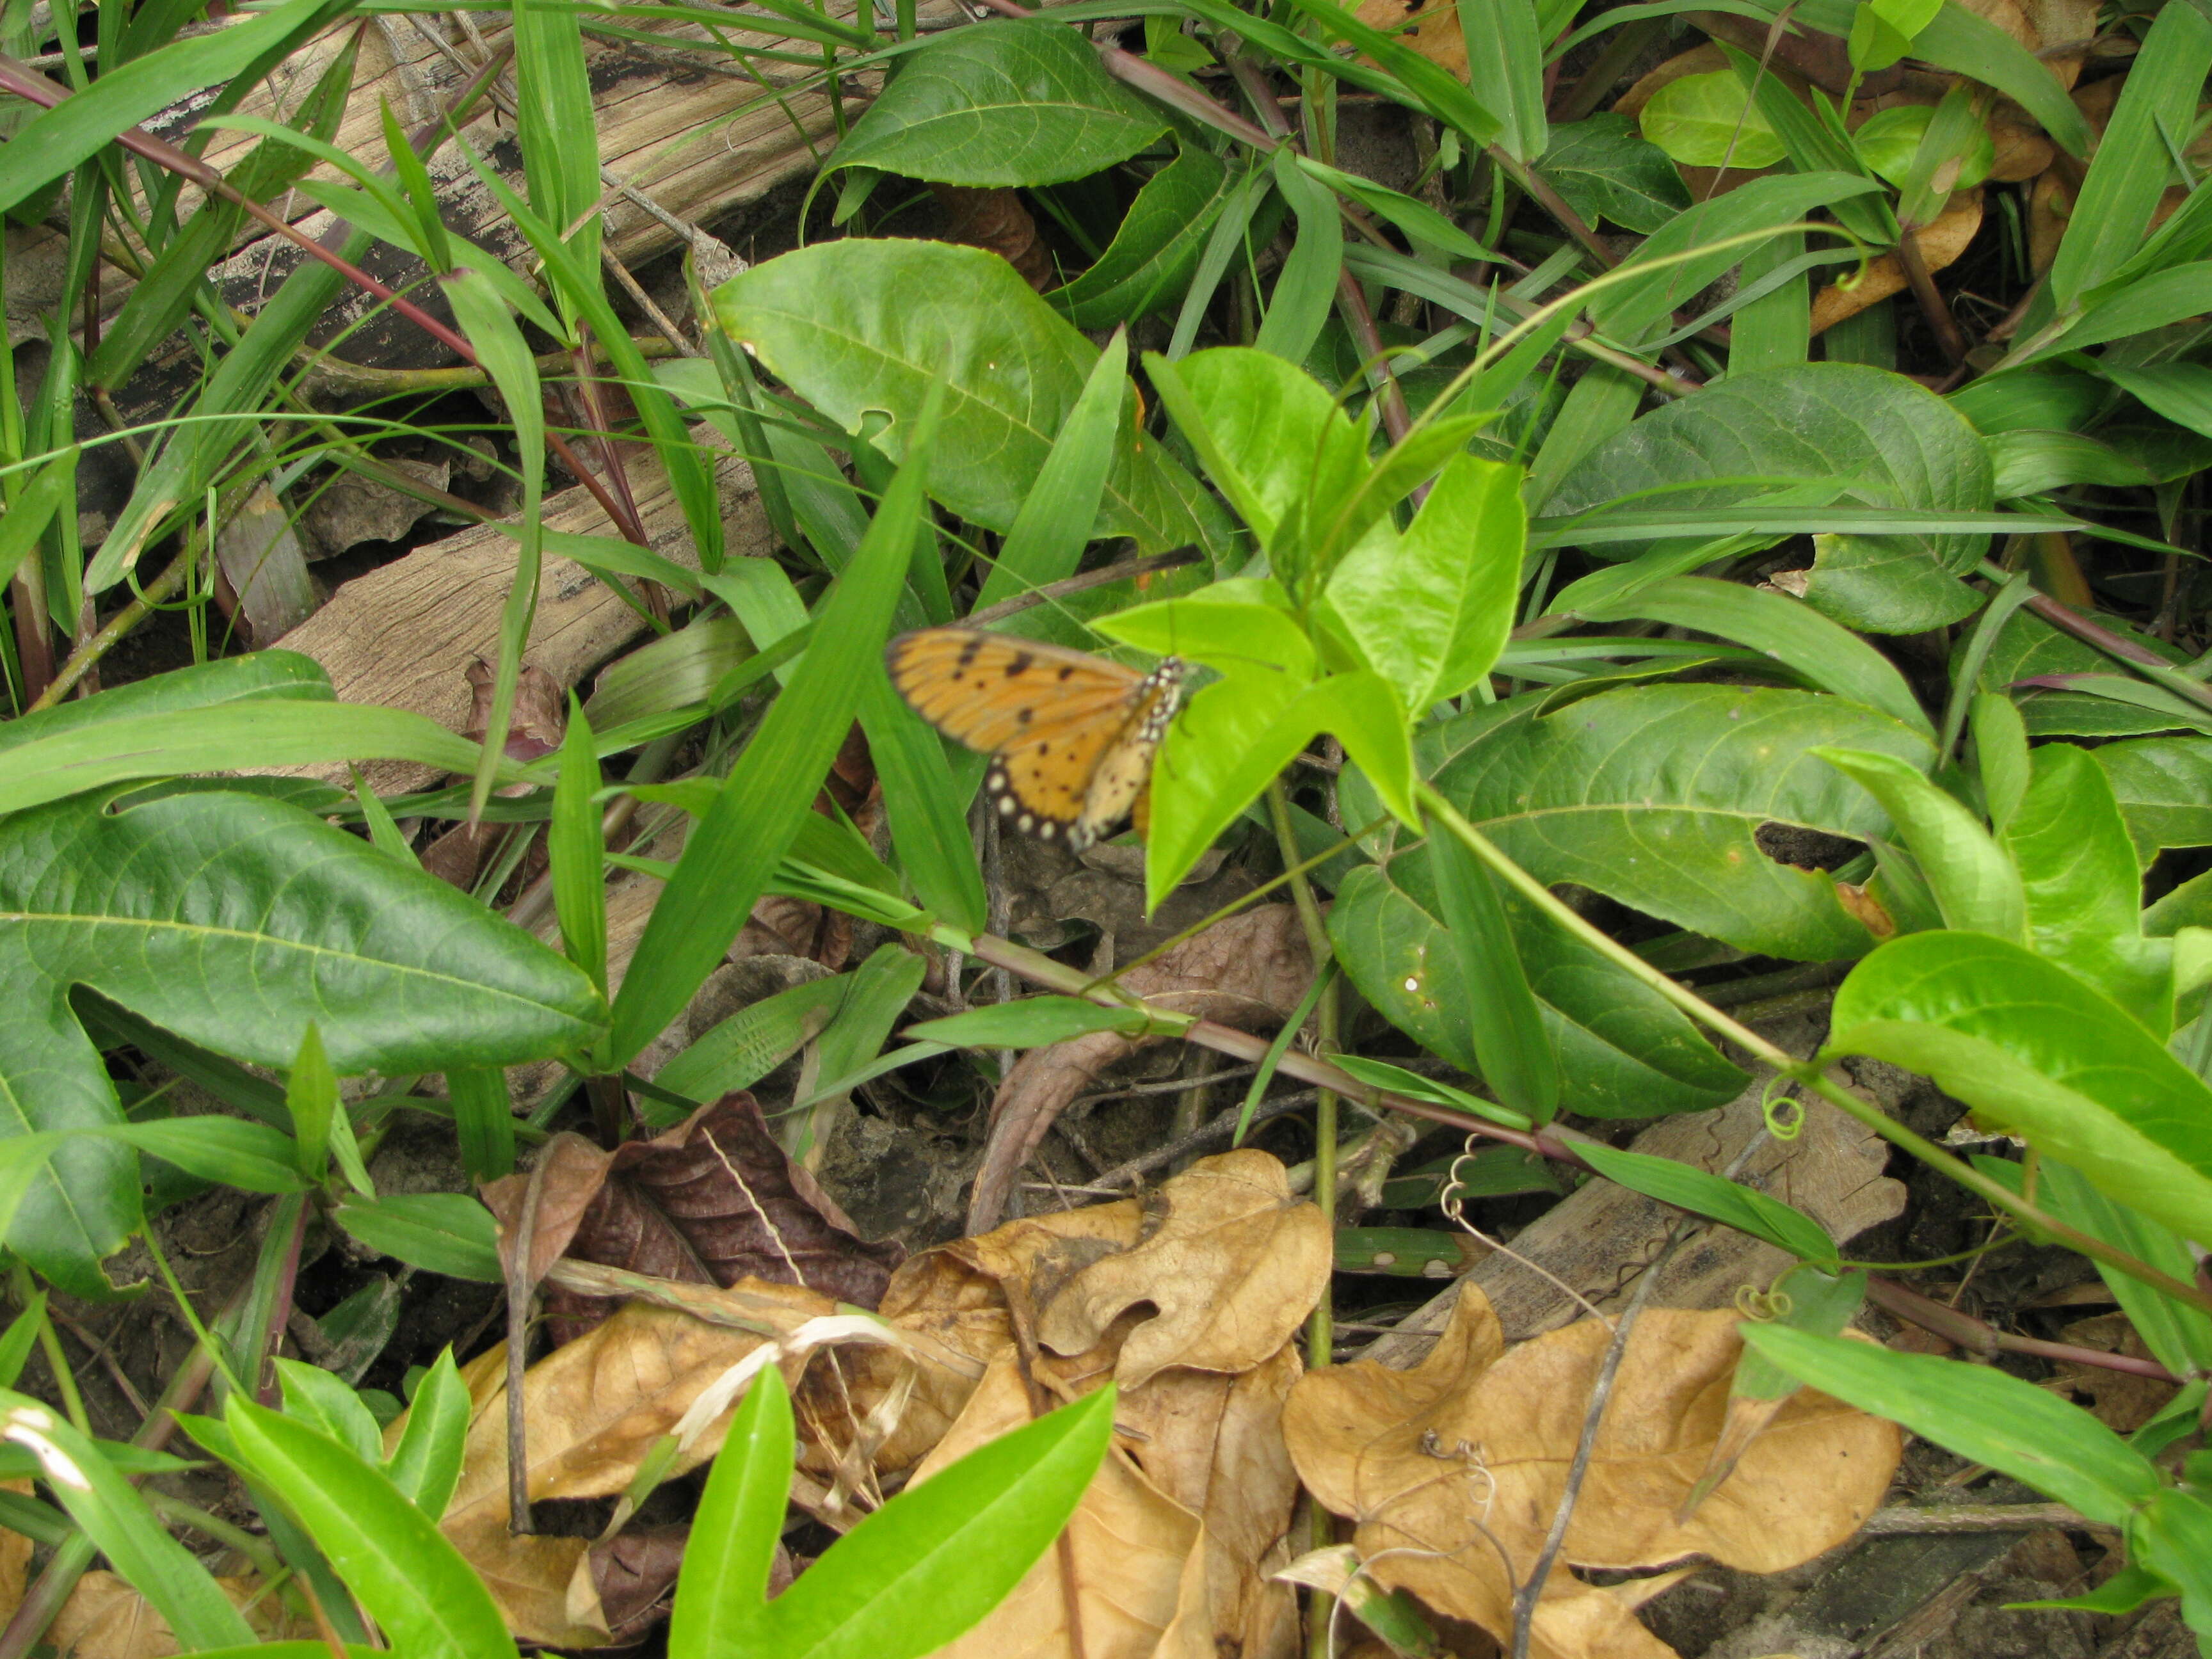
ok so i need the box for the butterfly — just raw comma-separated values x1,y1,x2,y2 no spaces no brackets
885,626,1185,851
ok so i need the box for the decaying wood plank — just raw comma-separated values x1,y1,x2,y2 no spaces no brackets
273,442,775,794
1363,1055,1907,1363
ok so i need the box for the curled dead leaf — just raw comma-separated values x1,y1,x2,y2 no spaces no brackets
967,905,1315,1232
1811,193,1983,335
1285,1285,1900,1659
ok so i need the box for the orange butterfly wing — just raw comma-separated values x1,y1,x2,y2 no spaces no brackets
886,627,1182,849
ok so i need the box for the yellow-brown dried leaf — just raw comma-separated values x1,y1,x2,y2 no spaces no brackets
1284,1286,1898,1659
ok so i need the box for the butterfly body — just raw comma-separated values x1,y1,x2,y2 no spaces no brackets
886,627,1184,851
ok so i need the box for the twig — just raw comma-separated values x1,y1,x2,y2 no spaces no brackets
964,549,1203,627
1510,1217,1685,1659
26,543,193,712
1862,1502,2118,1536
1896,226,1969,365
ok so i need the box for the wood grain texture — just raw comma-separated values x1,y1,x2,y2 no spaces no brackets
1363,1052,1906,1365
271,445,774,794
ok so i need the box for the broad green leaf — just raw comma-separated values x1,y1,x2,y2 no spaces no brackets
1145,346,1367,572
1571,575,1929,736
751,1381,1116,1659
1370,684,1933,961
2096,737,2212,861
2001,743,2167,1028
1052,146,1236,329
1740,1327,2158,1525
227,1397,518,1659
0,0,332,211
385,1348,470,1519
608,394,934,1064
1329,859,1746,1118
2029,262,2212,362
1571,1139,1837,1262
2103,362,2212,443
1637,70,1784,168
1852,102,1991,193
1826,931,2212,1247
1325,453,1525,711
1813,749,2025,942
332,1193,503,1282
0,790,597,1297
831,17,1164,186
1098,593,1317,681
2128,1488,2212,1631
1535,114,1690,235
714,241,1228,556
286,1023,341,1185
1548,364,1992,634
1985,429,2153,498
0,1392,255,1648
1149,668,1413,906
908,998,1150,1047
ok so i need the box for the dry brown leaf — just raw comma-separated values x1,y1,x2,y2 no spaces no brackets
46,1571,309,1659
1285,1285,1900,1659
1034,1150,1331,1389
483,1093,904,1343
438,1284,872,1645
1810,191,1983,333
2051,1313,2181,1432
914,1356,1216,1659
967,906,1315,1231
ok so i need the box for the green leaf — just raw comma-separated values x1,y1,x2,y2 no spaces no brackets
447,1066,516,1185
714,240,1228,556
1325,453,1525,712
1327,1054,1531,1130
1637,70,1785,168
974,330,1128,621
2095,737,2212,862
1571,575,1930,737
655,974,851,1107
385,1347,470,1519
2001,744,2167,1029
551,698,609,1002
2033,1161,2212,1382
1253,146,1342,367
830,17,1165,186
332,1193,503,1283
1098,591,1317,681
0,0,332,212
861,669,989,934
668,1362,796,1659
0,698,527,818
907,997,1150,1048
1389,684,1932,961
0,790,597,1297
274,1357,383,1466
1825,931,2212,1249
285,1023,341,1185
1548,363,1992,634
1590,173,1880,348
1426,811,1559,1122
2043,1,2212,314
227,1396,518,1659
0,447,77,596
1571,1139,1837,1263
1051,146,1236,329
750,1380,1116,1659
1459,0,1547,159
608,390,936,1064
95,1118,305,1196
1813,749,2025,942
1144,346,1368,575
1535,115,1690,235
1740,1326,2158,1525
0,1391,255,1647
1329,860,1745,1118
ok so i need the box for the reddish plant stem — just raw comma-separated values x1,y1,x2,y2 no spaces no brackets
1866,1278,2184,1384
